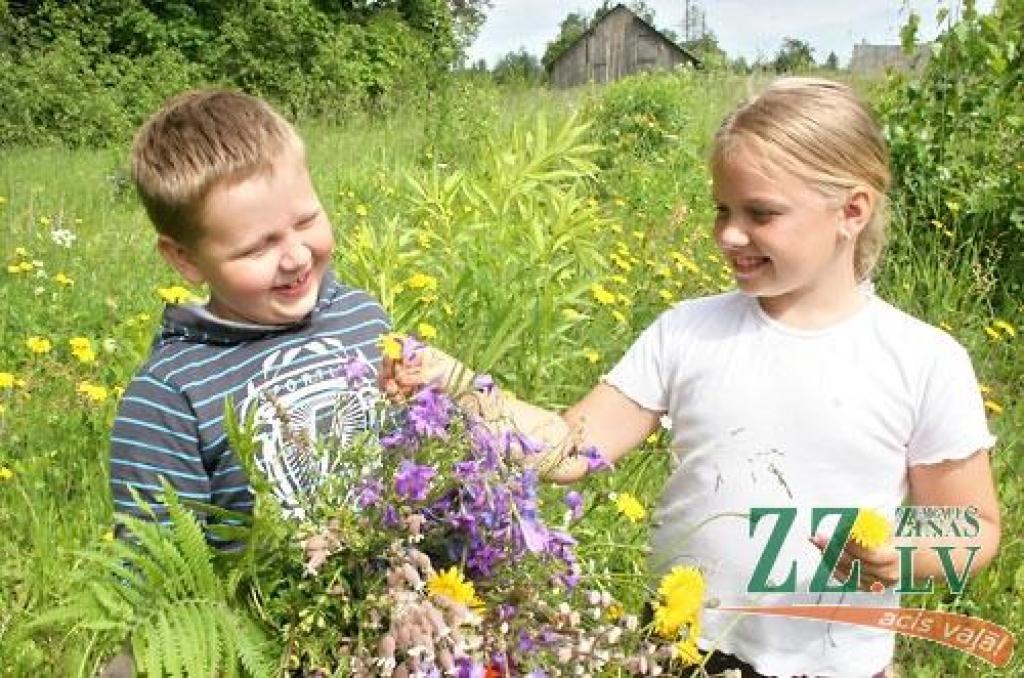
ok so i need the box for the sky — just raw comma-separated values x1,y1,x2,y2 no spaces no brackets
465,0,995,67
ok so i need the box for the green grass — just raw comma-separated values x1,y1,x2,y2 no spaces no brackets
1,72,1020,675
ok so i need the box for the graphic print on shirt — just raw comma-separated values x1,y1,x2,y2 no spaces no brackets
235,337,380,516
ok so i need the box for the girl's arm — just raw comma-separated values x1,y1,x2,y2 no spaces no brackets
821,449,1000,589
383,347,660,484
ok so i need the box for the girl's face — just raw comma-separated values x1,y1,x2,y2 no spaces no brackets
711,143,860,321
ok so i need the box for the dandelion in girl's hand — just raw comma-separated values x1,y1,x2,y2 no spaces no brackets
850,508,891,549
26,337,52,354
427,567,484,611
614,492,646,522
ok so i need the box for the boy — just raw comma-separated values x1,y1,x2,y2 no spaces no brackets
110,89,390,546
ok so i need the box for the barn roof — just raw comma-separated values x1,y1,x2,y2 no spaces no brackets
547,3,701,72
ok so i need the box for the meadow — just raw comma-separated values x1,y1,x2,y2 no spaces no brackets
0,68,1020,676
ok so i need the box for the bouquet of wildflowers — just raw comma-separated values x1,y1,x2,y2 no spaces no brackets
228,338,711,676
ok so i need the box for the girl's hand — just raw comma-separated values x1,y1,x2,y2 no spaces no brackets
380,345,473,400
811,534,901,592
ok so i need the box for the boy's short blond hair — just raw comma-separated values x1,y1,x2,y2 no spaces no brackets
131,89,304,245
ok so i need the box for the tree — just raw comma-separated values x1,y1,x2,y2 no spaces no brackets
824,50,839,70
492,47,545,85
772,37,814,72
682,31,727,68
541,10,588,70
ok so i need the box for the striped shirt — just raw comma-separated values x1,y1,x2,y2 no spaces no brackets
110,270,390,547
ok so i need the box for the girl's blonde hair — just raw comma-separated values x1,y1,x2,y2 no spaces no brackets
711,77,891,281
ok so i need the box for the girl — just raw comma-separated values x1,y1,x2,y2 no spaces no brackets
386,78,1000,677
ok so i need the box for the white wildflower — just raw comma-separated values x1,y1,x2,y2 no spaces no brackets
50,228,76,248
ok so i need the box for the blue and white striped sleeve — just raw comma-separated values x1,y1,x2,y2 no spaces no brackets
110,370,208,534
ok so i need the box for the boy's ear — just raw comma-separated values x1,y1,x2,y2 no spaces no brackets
156,235,205,285
841,186,874,237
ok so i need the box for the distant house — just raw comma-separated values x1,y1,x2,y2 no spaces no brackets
548,4,700,89
849,41,932,75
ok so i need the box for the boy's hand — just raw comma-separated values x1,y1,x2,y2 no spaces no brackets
811,534,900,592
380,345,473,400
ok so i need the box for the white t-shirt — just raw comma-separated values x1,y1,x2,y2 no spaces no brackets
604,291,995,677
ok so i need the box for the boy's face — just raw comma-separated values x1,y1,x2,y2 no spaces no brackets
158,147,335,326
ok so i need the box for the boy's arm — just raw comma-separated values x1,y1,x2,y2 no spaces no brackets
110,372,210,536
386,347,660,483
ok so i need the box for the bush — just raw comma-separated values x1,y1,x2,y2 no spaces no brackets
875,0,1024,310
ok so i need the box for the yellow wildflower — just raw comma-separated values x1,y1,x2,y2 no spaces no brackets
939,321,953,332
610,223,623,234
658,289,674,302
850,508,891,549
591,284,616,306
54,272,74,286
675,636,701,665
0,466,13,481
406,272,438,291
992,319,1016,337
6,264,19,274
611,310,627,324
102,529,115,542
417,322,438,340
983,326,1001,341
983,400,1003,415
157,286,194,304
582,348,600,364
427,567,484,611
379,333,404,361
354,203,368,217
0,373,14,389
77,382,109,403
632,230,645,241
605,601,624,621
610,274,628,286
14,246,26,257
70,337,96,364
654,565,704,638
26,336,52,354
645,432,658,444
979,384,992,395
614,492,646,522
616,293,632,307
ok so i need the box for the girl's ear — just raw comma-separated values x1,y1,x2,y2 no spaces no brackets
156,235,205,285
841,186,874,237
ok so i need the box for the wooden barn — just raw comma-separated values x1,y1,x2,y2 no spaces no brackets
548,4,700,88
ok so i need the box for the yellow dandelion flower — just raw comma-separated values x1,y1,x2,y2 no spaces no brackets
939,321,953,332
614,492,646,522
54,272,74,286
427,567,484,611
6,264,20,274
616,293,632,307
605,601,624,621
658,289,674,302
77,382,109,403
379,333,404,361
645,432,658,444
654,565,704,638
992,319,1016,337
591,284,616,306
582,348,600,364
354,203,369,217
70,338,96,364
406,272,438,291
26,337,52,354
850,508,891,549
157,286,194,304
983,400,1003,415
0,466,13,481
417,322,438,340
983,326,1001,341
0,373,14,389
102,529,115,542
632,230,645,241
18,261,34,272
